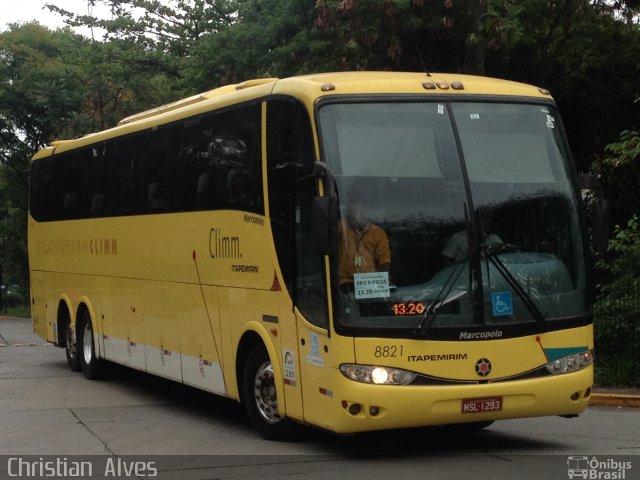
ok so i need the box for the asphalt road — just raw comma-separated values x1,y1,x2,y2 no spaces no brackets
1,317,639,480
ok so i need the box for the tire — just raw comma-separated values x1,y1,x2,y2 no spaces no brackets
64,321,81,372
78,311,103,380
242,344,300,441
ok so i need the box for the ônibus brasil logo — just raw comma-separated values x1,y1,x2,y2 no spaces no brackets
567,456,632,479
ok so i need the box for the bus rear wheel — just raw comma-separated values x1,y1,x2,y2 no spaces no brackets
78,311,103,380
242,344,299,441
64,322,81,372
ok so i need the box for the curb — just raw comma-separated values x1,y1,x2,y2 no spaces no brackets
590,392,640,408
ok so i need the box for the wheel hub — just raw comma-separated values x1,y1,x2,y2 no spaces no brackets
253,361,282,424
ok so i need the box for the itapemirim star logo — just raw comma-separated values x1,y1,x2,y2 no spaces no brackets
475,358,492,377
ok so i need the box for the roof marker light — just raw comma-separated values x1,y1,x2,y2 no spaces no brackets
538,87,551,95
321,83,336,92
422,82,437,90
436,82,450,90
451,81,465,90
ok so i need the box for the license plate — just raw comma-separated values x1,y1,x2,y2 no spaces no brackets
461,396,503,414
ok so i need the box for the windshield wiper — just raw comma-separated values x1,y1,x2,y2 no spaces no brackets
414,244,548,335
482,245,547,327
415,203,475,336
414,249,472,336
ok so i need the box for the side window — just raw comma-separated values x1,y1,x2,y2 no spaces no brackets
138,126,177,213
57,150,90,220
104,137,137,216
29,158,51,221
214,106,263,212
181,115,224,210
30,150,90,221
181,104,263,213
88,143,107,217
267,98,315,293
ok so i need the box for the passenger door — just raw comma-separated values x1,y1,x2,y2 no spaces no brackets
292,178,334,429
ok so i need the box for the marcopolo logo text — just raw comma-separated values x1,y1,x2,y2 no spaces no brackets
459,330,503,340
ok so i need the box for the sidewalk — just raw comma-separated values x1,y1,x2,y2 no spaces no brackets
590,388,640,408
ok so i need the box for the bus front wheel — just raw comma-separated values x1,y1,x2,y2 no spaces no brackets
78,311,103,380
242,344,299,441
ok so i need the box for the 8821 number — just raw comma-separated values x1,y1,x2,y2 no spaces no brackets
374,345,404,358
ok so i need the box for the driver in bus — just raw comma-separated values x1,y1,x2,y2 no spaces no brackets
441,207,504,264
338,191,391,293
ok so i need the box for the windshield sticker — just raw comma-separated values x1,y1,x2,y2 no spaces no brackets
470,113,480,120
438,104,445,115
491,291,514,317
354,272,390,299
546,114,556,129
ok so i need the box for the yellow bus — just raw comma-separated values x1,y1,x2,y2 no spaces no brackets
28,72,594,440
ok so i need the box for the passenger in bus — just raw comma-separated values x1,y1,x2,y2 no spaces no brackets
148,182,168,210
338,193,391,293
441,207,503,263
196,172,212,208
228,170,253,207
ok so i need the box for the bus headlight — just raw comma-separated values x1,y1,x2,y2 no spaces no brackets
545,350,593,375
340,364,416,385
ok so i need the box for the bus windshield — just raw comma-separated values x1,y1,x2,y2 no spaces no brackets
318,100,588,334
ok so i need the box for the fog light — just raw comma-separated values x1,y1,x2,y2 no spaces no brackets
348,403,362,416
370,406,380,417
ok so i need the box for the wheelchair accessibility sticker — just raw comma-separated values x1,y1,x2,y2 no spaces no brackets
491,291,513,317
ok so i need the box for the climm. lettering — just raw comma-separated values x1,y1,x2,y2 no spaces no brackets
209,228,242,259
89,238,118,255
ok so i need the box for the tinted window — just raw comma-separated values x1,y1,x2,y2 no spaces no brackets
30,103,264,221
180,104,263,213
266,99,315,293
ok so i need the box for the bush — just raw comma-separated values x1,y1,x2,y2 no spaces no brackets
593,215,640,386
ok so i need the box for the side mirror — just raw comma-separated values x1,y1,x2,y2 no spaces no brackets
580,174,610,253
310,196,338,255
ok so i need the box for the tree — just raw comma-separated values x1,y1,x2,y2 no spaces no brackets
0,23,183,292
46,0,240,55
187,0,316,87
594,214,640,387
597,102,640,230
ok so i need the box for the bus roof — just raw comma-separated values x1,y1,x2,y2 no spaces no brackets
33,71,552,160
274,71,550,99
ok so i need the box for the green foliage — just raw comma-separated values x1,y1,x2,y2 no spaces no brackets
46,0,240,55
604,129,640,168
0,24,78,293
593,101,640,231
0,22,185,292
188,0,316,87
594,215,640,386
595,356,640,388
